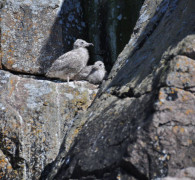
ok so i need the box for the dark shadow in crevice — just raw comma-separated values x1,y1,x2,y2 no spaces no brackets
82,0,144,73
37,17,64,74
37,0,87,75
0,132,24,170
37,0,144,76
40,1,195,179
105,0,195,96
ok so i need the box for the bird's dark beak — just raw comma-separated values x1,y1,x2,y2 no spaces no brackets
88,43,94,46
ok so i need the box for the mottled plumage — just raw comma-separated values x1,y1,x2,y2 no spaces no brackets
74,64,93,81
46,39,93,81
75,61,106,84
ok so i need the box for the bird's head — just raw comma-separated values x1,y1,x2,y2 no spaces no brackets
94,61,105,70
73,39,94,49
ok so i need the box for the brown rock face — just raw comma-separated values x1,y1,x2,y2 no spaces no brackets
0,0,6,70
0,70,98,179
1,0,87,75
1,0,63,74
162,167,195,180
41,0,195,179
0,0,195,180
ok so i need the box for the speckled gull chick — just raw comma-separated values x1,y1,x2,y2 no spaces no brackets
46,39,93,81
75,61,106,84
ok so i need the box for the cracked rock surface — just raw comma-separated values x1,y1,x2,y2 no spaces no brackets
41,0,195,179
0,0,86,75
0,70,98,179
1,0,64,74
0,0,195,179
0,1,98,179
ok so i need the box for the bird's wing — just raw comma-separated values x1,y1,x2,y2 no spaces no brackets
89,66,98,74
80,66,93,76
74,66,92,80
48,50,83,72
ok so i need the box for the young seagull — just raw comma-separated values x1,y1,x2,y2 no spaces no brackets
46,39,93,82
87,61,106,84
75,61,106,84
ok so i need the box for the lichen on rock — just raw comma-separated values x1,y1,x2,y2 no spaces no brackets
41,0,195,179
0,70,98,179
0,0,195,179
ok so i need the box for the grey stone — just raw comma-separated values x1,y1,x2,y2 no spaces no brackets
0,70,98,179
162,167,195,180
41,0,195,179
0,0,6,70
1,0,64,74
1,0,195,179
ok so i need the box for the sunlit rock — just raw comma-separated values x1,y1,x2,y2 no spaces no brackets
0,70,98,179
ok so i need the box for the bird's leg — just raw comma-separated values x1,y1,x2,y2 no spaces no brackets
67,76,69,85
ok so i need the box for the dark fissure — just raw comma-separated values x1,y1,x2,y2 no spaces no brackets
53,0,144,73
83,0,144,72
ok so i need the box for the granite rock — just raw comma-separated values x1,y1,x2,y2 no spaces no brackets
1,0,64,74
0,0,195,179
1,0,87,75
0,70,98,179
162,167,195,180
41,0,195,179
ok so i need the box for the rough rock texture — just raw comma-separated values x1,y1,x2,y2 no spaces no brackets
0,0,88,75
0,0,6,70
0,1,92,179
0,0,195,179
0,0,144,73
0,70,98,179
162,167,195,180
41,0,195,179
1,0,64,74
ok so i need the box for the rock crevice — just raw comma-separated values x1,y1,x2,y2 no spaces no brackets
0,0,195,179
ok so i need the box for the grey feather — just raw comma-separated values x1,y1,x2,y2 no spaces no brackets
46,39,93,81
74,64,93,80
75,61,106,84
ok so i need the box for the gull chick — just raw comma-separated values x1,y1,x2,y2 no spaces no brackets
75,61,106,84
